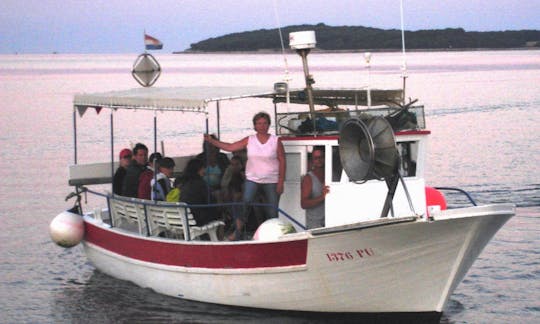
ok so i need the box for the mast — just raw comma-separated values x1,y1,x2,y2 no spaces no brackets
289,31,317,133
400,0,408,104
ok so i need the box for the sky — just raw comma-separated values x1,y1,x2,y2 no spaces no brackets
1,0,539,54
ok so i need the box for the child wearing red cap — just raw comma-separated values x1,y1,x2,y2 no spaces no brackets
113,148,132,195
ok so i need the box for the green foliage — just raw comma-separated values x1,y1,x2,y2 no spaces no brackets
186,24,540,52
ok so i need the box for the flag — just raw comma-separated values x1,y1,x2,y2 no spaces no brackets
144,34,163,50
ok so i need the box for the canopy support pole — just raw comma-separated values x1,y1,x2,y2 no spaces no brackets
73,107,78,164
216,101,221,139
153,112,157,156
152,111,158,201
110,111,115,194
204,114,211,203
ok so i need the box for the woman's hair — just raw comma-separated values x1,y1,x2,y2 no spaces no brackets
183,158,204,180
252,112,271,126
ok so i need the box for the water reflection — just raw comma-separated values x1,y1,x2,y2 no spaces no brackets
52,270,442,324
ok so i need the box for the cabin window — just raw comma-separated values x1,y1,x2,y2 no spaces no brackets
285,152,302,182
397,141,418,177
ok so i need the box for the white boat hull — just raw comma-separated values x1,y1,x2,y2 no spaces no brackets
82,203,513,314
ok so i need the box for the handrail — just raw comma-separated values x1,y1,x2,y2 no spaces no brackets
80,187,307,234
435,186,477,206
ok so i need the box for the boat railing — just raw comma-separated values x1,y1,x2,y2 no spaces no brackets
80,187,305,240
435,186,478,208
276,105,425,136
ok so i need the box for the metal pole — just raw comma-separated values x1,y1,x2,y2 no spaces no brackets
299,49,316,133
216,101,221,139
110,111,114,193
152,112,158,201
153,112,157,155
364,52,372,109
274,102,278,134
205,113,211,204
73,107,78,164
400,0,408,104
380,174,400,218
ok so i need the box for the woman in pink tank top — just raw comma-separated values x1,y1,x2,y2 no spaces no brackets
204,112,286,240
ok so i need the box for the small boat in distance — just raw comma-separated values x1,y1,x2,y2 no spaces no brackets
50,31,514,323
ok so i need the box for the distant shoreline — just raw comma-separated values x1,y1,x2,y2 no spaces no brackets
173,47,540,54
186,24,540,53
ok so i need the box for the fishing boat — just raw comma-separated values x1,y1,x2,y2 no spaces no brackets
50,31,514,322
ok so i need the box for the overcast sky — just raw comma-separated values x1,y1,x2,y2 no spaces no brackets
2,0,539,54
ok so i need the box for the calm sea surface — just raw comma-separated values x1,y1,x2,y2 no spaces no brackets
0,51,539,323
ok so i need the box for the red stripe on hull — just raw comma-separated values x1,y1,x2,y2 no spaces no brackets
84,221,308,269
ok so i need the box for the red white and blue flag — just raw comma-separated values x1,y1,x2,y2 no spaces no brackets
144,34,163,50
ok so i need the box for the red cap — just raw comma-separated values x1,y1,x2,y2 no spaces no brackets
119,148,132,159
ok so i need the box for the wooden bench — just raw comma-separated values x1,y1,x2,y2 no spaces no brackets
109,198,224,241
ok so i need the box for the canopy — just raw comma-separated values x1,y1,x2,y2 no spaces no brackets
73,86,404,113
74,86,276,113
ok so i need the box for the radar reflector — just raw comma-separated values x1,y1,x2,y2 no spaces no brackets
132,53,161,87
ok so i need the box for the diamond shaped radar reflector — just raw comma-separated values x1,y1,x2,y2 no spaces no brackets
132,53,161,87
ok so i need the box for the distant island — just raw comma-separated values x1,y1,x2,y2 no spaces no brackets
181,23,540,52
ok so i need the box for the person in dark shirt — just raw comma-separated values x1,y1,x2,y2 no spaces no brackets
121,143,148,197
181,158,218,226
113,148,132,195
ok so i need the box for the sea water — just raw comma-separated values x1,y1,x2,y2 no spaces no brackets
0,51,538,323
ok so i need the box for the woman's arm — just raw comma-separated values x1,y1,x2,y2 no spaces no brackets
204,134,248,152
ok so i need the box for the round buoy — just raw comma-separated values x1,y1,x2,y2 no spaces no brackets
49,211,84,248
253,218,296,241
425,186,447,216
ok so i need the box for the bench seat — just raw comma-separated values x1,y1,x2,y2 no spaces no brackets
109,198,224,241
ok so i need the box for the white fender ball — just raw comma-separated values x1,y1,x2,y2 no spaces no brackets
49,211,84,248
253,218,296,241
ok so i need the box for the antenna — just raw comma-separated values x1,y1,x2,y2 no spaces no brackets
289,31,317,133
400,0,408,104
272,0,291,107
364,52,372,108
